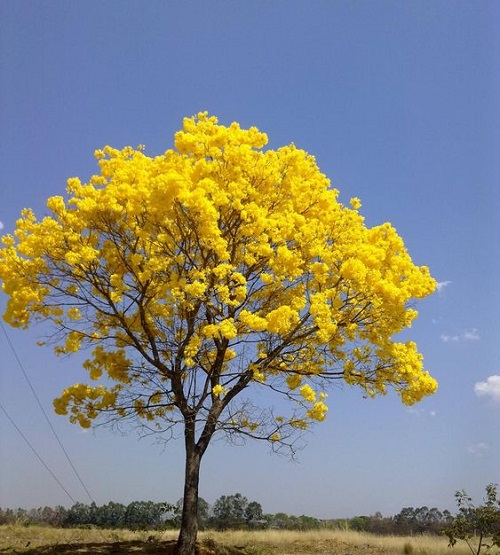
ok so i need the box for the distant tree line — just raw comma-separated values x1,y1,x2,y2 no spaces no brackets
332,507,454,536
0,501,168,531
0,495,458,536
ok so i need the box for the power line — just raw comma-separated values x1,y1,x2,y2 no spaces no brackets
1,322,112,543
0,321,96,504
0,402,77,504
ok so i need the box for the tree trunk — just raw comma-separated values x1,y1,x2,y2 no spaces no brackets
175,422,202,555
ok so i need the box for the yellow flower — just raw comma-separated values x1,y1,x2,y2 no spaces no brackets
286,375,302,390
307,401,328,422
266,305,300,335
67,307,81,321
252,366,266,383
300,384,316,403
219,319,237,340
238,310,268,332
350,197,362,210
212,384,226,397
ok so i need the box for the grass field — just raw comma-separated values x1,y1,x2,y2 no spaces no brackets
0,525,474,554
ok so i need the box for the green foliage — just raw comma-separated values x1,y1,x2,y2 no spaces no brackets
175,497,209,529
211,493,264,529
123,501,164,531
445,484,500,555
350,515,370,532
62,500,167,530
393,506,451,535
325,508,452,536
1,493,472,538
264,512,321,530
244,501,264,526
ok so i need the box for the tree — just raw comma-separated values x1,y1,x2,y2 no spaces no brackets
350,515,370,532
174,497,209,529
269,512,291,530
296,514,321,530
0,113,438,554
95,501,126,528
196,497,210,530
445,484,500,555
244,501,263,526
64,502,92,528
123,500,164,530
394,507,419,535
212,493,248,529
394,506,446,536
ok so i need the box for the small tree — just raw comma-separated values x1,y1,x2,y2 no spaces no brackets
446,484,500,555
0,113,438,554
212,492,248,529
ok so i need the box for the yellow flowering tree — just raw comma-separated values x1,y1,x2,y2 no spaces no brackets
0,113,437,555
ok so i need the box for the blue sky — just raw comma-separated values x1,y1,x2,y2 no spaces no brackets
1,1,499,519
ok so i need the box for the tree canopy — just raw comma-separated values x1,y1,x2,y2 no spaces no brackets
0,113,437,554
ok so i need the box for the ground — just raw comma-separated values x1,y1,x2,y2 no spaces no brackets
0,525,465,555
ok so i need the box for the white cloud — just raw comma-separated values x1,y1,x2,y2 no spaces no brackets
467,442,489,456
463,328,480,341
475,375,500,403
441,333,459,343
436,280,451,294
407,408,437,417
0,221,4,231
441,328,480,343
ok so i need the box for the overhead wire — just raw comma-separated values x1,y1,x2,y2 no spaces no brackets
0,320,96,505
0,401,77,505
1,399,111,543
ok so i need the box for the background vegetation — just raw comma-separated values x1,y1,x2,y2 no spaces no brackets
0,493,454,535
2,486,499,554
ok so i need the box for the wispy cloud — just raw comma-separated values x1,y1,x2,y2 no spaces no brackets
407,407,437,417
436,280,451,294
467,442,489,456
475,375,500,403
441,333,459,343
441,328,480,343
463,328,480,341
0,220,4,231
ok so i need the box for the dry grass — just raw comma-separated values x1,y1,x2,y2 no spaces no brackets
199,528,471,554
0,525,473,555
0,525,170,554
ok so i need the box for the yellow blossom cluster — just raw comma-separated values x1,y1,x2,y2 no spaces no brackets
53,383,118,428
0,112,438,432
300,384,316,403
212,384,226,397
307,401,328,422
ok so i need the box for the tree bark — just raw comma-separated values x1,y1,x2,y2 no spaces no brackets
175,419,202,555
